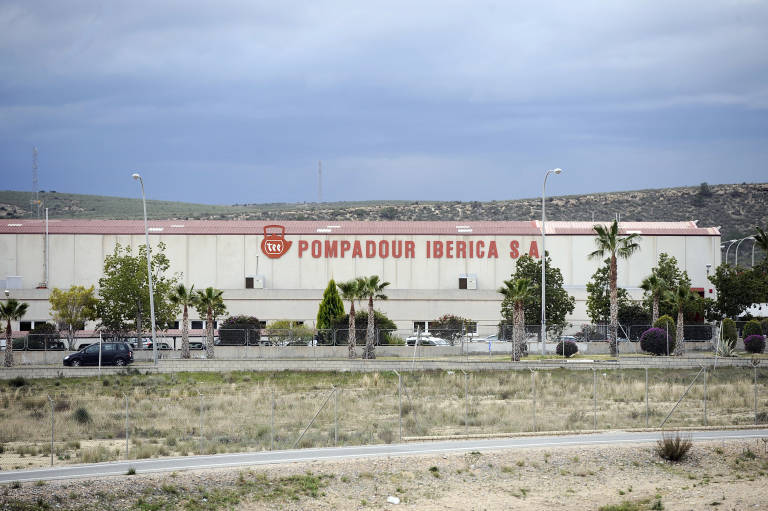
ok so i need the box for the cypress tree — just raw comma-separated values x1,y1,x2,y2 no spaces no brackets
317,279,344,330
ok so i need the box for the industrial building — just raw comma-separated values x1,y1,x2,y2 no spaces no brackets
0,219,721,335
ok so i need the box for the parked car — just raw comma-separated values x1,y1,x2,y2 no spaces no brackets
63,342,134,367
405,335,451,346
188,341,205,350
145,342,172,350
559,336,578,343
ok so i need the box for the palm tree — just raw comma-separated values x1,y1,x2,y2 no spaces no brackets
640,274,666,324
337,279,363,359
358,275,390,359
668,284,697,356
169,284,195,359
195,287,224,359
1,299,29,367
589,220,641,356
498,278,536,361
754,226,768,265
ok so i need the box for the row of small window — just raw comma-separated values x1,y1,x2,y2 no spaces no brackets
245,276,477,290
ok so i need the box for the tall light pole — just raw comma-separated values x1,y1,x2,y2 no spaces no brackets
735,236,753,267
541,168,562,356
723,239,737,265
132,173,158,365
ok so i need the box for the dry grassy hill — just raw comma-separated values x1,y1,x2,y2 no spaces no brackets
1,182,766,240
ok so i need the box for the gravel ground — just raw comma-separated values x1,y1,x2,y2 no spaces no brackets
2,438,768,510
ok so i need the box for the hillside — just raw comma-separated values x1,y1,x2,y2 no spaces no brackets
1,182,766,240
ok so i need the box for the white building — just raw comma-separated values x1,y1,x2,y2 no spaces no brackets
0,219,720,334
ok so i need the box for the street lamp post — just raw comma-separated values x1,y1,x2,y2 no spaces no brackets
723,239,737,265
735,236,754,267
541,168,562,356
132,173,158,365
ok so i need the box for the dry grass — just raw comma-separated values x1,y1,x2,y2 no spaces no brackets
0,367,766,469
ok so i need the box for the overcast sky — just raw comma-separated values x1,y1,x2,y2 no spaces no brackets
1,1,767,204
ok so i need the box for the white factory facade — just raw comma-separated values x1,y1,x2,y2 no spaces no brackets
0,219,721,334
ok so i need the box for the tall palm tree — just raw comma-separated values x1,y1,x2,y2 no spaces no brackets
358,275,390,359
640,274,666,324
195,287,224,359
337,279,362,359
589,220,641,356
169,284,195,359
1,299,29,367
754,226,768,265
498,278,536,361
668,284,697,356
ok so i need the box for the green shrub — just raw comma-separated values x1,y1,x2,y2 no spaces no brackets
555,340,578,358
722,318,737,348
761,318,768,336
8,376,27,388
640,328,675,356
656,433,692,461
744,320,762,338
72,407,91,425
331,310,397,345
219,315,261,345
744,334,765,354
653,315,676,334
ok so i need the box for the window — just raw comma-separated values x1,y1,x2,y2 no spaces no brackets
459,273,477,289
191,321,203,330
167,321,180,329
19,321,32,331
102,344,114,353
413,321,426,333
245,277,254,289
85,345,99,354
465,322,477,334
259,321,267,329
458,277,467,289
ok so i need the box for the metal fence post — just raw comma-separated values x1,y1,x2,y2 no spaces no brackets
755,364,759,426
530,370,536,432
271,387,275,451
48,395,54,467
124,393,129,460
334,385,339,446
198,390,203,453
462,370,469,436
394,370,402,442
645,367,649,427
593,368,597,430
703,366,708,426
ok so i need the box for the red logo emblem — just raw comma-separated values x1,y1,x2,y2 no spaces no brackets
261,225,292,259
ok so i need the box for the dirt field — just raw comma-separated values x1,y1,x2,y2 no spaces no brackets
2,437,768,510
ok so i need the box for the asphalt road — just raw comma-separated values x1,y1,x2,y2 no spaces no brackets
3,428,768,483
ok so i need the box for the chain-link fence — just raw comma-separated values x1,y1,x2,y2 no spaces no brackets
1,364,765,469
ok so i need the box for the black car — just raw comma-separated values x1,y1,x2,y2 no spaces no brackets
63,342,134,367
188,341,204,350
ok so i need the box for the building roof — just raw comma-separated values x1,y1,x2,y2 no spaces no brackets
0,219,720,236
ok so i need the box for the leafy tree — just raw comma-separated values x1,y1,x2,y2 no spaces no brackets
753,226,768,266
744,320,763,337
219,314,261,345
586,258,631,324
589,220,641,355
317,279,344,343
1,299,28,367
265,320,313,345
337,279,364,359
499,278,536,361
169,284,196,359
358,276,390,359
618,303,651,330
429,314,474,343
707,264,767,318
194,287,226,359
49,285,98,350
509,254,575,335
642,254,691,319
96,243,180,337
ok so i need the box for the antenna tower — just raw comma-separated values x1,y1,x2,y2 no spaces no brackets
32,147,40,218
318,160,323,203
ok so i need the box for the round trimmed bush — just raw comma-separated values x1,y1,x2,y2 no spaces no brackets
640,327,675,356
744,320,762,338
761,318,768,336
744,334,766,354
722,318,737,348
653,315,676,334
555,340,578,358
